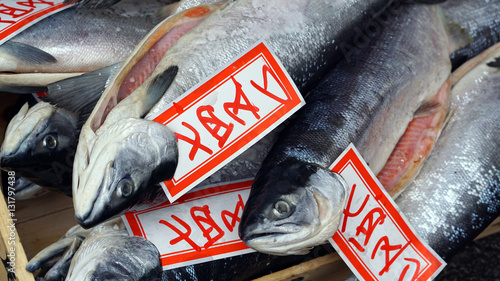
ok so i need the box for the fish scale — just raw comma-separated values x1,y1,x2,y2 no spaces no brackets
0,2,163,73
74,0,397,228
396,44,500,260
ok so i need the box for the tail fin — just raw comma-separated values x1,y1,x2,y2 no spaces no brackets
45,63,122,128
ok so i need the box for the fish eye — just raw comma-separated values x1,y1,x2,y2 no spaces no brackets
273,200,291,218
42,134,57,149
118,179,134,197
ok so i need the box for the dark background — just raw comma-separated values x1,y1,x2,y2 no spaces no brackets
436,231,500,281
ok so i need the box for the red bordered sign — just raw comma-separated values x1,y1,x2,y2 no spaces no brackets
123,179,255,270
152,42,305,202
329,144,445,281
0,0,73,44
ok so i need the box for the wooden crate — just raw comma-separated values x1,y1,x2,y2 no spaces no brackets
0,92,499,281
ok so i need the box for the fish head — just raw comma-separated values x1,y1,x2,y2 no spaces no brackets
66,221,161,281
0,102,77,194
239,161,348,255
73,118,178,228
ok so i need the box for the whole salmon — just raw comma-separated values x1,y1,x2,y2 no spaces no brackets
73,0,399,228
239,2,453,255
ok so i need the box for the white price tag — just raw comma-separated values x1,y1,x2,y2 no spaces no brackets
122,180,255,270
329,144,446,281
151,42,305,202
0,0,73,44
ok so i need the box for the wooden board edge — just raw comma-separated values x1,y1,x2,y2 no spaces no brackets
253,252,351,281
475,216,500,241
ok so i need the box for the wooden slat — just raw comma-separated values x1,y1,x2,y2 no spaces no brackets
254,252,351,281
15,191,73,225
475,216,500,241
16,203,77,260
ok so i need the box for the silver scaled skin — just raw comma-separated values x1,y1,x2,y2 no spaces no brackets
396,46,500,261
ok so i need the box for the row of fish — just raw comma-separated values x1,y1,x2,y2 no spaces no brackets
23,41,500,280
23,43,500,280
240,2,454,255
0,0,500,279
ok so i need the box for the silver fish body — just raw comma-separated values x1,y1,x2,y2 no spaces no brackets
0,1,163,73
172,0,226,13
239,3,452,255
75,0,397,228
145,0,392,116
396,45,500,261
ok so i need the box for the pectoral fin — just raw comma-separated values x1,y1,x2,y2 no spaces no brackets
0,42,57,65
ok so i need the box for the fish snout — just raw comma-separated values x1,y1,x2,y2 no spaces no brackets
75,210,101,229
0,154,17,171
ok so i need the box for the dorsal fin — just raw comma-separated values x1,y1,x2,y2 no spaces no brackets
487,57,500,68
153,2,181,23
141,65,178,118
44,63,122,128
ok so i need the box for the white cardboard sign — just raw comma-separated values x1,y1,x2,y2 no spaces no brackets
0,0,72,44
151,42,305,202
329,144,446,281
122,180,255,270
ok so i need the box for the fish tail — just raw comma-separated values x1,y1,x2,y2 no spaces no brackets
0,42,57,68
45,63,122,129
153,2,182,23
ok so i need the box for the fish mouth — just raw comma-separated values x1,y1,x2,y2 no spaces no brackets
74,179,104,228
74,157,114,228
0,154,18,171
0,127,40,168
76,213,107,229
242,223,317,256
